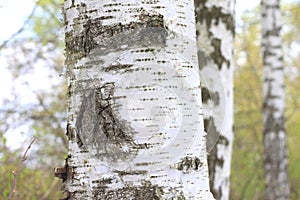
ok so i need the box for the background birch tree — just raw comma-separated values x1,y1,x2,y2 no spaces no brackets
262,0,290,199
194,1,235,199
61,0,214,199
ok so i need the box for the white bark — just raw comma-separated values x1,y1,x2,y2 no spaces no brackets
194,1,235,199
261,0,290,199
63,0,214,199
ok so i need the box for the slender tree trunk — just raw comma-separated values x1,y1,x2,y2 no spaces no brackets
194,1,235,199
261,0,290,199
62,0,214,199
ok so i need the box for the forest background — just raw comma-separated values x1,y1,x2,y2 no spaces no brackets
0,0,299,199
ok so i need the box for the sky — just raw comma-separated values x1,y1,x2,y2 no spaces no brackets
0,0,35,43
0,0,36,103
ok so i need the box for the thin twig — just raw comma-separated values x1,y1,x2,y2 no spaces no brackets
8,137,37,200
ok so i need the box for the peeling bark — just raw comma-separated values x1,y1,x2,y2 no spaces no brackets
261,0,290,199
194,0,235,199
62,0,214,199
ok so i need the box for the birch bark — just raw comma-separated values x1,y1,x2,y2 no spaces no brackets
261,0,290,199
194,1,235,199
62,0,214,199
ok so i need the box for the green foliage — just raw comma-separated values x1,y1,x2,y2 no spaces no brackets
282,2,300,47
231,8,264,199
286,64,300,199
0,149,64,199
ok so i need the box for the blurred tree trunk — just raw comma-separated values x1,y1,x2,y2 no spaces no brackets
261,0,290,199
194,0,235,199
61,0,214,199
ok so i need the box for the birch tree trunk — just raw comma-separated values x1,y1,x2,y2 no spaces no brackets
61,0,214,199
194,1,235,199
261,0,290,199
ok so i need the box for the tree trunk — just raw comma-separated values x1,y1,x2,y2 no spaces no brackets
62,0,214,199
261,0,290,199
194,1,235,199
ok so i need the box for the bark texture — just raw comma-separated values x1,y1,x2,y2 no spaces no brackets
62,0,214,199
261,0,290,199
194,0,235,199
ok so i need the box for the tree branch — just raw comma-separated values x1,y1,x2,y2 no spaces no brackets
8,137,37,200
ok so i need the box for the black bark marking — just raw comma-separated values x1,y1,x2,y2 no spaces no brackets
71,0,75,8
206,119,228,200
92,181,164,200
263,86,284,128
218,134,229,146
66,123,75,141
176,156,203,173
210,38,230,70
142,0,160,4
201,86,220,106
197,50,208,70
201,87,210,104
75,89,97,148
113,170,147,176
104,63,134,73
204,117,221,151
75,82,146,161
207,145,217,199
194,1,234,35
65,12,168,61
